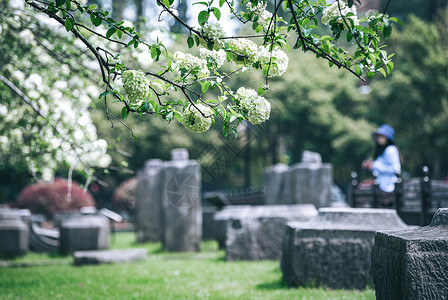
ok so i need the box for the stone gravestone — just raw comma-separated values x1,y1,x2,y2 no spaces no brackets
281,207,409,289
221,204,318,260
162,149,201,252
0,209,30,257
136,159,164,243
264,164,291,205
213,205,253,249
59,215,109,254
290,151,333,208
372,208,448,300
73,248,147,266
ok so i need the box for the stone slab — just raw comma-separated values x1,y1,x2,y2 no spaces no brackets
264,164,292,205
73,248,147,266
220,204,318,261
372,208,448,300
59,215,109,254
0,215,29,257
281,208,409,289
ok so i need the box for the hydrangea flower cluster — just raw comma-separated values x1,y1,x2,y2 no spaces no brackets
199,48,226,68
321,0,359,26
175,51,210,76
247,1,273,30
257,46,289,76
122,70,150,102
228,38,259,65
181,103,214,133
201,23,226,45
235,87,271,125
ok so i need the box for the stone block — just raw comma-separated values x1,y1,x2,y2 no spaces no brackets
213,205,253,249
264,164,292,205
136,159,164,243
289,163,333,208
222,204,318,260
59,215,109,254
73,249,147,266
372,208,448,300
0,210,30,257
162,160,202,252
281,208,409,289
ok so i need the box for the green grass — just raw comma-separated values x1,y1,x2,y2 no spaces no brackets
0,232,375,300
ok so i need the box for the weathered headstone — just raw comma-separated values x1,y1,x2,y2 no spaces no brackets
372,208,448,300
264,164,291,205
221,204,318,260
281,208,409,289
136,159,164,243
202,206,218,241
59,215,109,254
73,248,147,266
0,209,30,256
162,157,202,252
289,161,333,208
213,205,253,249
171,148,189,161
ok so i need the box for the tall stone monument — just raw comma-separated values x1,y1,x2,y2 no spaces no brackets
136,159,164,243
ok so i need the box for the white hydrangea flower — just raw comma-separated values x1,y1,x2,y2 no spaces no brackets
247,1,273,30
201,23,225,45
228,38,259,65
122,70,150,102
321,0,359,26
236,87,271,125
181,103,214,133
257,46,289,76
199,48,226,68
175,51,210,76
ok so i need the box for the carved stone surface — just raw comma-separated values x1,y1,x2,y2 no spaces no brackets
59,215,109,254
220,204,317,261
73,249,147,266
264,164,292,205
372,208,448,300
281,208,409,289
136,159,164,243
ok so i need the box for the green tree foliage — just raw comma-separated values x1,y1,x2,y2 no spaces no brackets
368,10,448,177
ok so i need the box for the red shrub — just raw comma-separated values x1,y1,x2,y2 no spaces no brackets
111,176,137,214
15,178,95,218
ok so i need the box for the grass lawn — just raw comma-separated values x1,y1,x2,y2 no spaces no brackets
0,232,375,299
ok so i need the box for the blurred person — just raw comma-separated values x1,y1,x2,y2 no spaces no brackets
362,124,401,206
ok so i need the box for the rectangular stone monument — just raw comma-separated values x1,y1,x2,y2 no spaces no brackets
161,158,202,252
281,208,410,289
220,204,318,260
372,208,448,300
59,215,109,254
0,209,31,257
264,164,292,205
136,159,164,243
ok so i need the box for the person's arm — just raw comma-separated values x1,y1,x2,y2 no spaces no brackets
372,146,401,175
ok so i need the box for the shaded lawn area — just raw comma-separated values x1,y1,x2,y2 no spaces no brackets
0,232,375,300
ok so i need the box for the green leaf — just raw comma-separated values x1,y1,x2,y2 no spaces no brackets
89,4,98,9
232,128,238,138
378,67,387,78
56,0,65,7
65,0,71,10
173,111,182,123
121,107,129,120
354,64,362,76
198,10,209,26
98,90,111,99
367,71,375,79
201,81,211,94
64,18,74,31
106,27,116,39
94,16,102,27
257,87,265,96
116,29,123,39
219,0,225,7
162,0,171,7
211,7,221,20
222,126,230,137
187,36,194,48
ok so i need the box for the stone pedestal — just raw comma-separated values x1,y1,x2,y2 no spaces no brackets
136,159,164,243
162,160,201,252
281,208,409,289
0,209,30,257
219,204,317,261
59,215,109,254
372,208,448,300
264,164,291,205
